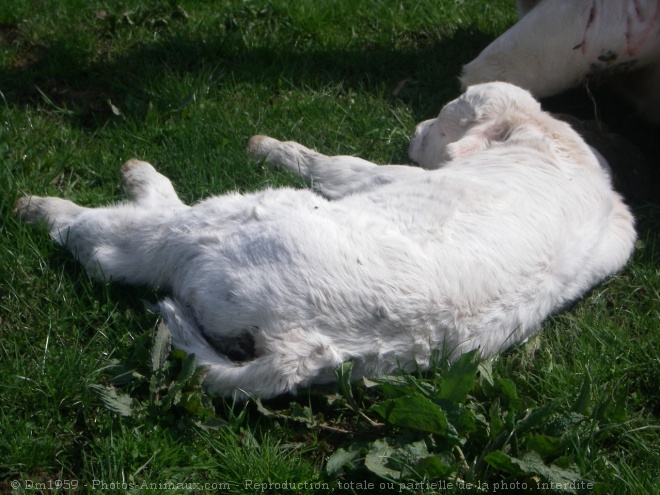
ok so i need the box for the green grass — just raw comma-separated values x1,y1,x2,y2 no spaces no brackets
1,1,658,494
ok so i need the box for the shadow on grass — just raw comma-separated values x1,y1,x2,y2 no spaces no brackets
0,26,493,125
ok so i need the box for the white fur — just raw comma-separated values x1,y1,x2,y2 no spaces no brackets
462,0,660,122
15,83,636,400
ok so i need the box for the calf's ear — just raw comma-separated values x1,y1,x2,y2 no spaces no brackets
446,119,512,160
446,134,488,159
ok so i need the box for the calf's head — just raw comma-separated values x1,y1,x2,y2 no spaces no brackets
408,82,542,168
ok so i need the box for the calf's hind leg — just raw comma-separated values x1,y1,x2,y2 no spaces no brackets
14,195,87,233
121,159,186,209
15,160,188,287
15,159,183,229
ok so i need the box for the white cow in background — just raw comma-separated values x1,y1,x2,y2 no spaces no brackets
461,0,660,122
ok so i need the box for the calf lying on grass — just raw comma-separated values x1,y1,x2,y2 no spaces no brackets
15,83,636,399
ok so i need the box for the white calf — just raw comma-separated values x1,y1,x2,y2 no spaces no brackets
461,0,660,122
16,83,636,399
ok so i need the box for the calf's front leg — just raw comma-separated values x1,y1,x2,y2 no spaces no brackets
247,135,426,199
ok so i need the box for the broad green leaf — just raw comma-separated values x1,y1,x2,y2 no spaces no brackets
439,350,480,403
374,395,458,441
489,399,504,439
90,384,134,417
171,349,187,360
151,321,172,373
177,353,197,384
393,439,430,478
189,365,211,387
374,375,431,400
364,437,429,480
527,434,562,458
571,373,591,415
481,400,560,455
514,398,564,437
495,376,520,411
440,401,477,434
599,387,629,424
290,403,323,427
162,380,184,408
362,377,380,388
169,387,183,406
415,454,455,478
484,450,581,492
334,361,358,409
326,446,362,475
365,438,400,479
519,451,581,491
478,359,494,388
180,391,214,418
483,450,526,475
